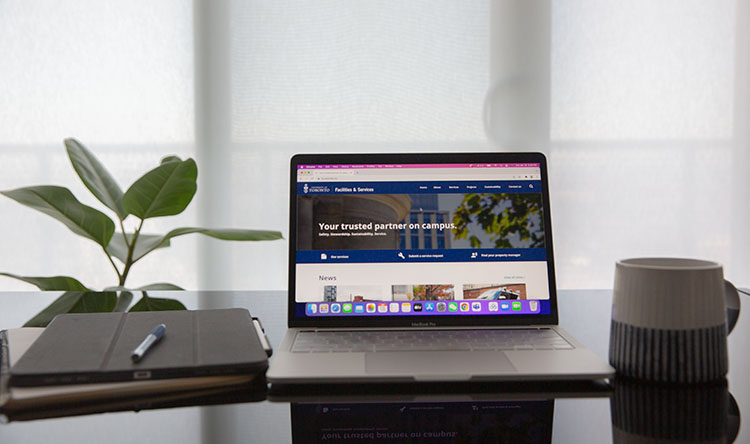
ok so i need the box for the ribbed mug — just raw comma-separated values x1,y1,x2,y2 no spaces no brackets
609,258,740,383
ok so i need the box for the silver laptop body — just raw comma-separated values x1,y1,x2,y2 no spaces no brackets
267,152,614,383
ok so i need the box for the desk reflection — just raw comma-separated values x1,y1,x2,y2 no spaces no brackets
291,399,554,444
611,378,740,444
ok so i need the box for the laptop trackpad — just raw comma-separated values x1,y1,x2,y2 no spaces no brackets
365,351,516,380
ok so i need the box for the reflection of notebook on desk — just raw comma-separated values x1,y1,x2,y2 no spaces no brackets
268,152,614,384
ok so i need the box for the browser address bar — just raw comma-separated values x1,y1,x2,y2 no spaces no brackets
301,168,540,181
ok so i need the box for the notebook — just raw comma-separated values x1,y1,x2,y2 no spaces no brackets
267,152,614,383
10,308,271,386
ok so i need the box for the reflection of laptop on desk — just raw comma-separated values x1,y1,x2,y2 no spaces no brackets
291,399,555,443
267,152,614,384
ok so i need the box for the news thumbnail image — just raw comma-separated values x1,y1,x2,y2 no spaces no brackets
297,193,545,251
462,283,527,300
401,284,455,301
322,285,391,302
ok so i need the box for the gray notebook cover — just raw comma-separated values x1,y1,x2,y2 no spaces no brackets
10,308,269,386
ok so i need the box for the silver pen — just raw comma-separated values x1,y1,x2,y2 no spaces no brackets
131,324,166,362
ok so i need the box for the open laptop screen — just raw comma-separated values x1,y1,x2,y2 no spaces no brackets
289,153,559,327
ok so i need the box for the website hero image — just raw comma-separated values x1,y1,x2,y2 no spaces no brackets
295,163,551,317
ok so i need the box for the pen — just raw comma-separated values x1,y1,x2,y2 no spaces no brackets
131,324,166,362
252,318,273,357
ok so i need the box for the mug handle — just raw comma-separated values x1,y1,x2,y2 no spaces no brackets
724,280,741,334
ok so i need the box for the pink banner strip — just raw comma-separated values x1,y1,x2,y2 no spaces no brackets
298,163,539,169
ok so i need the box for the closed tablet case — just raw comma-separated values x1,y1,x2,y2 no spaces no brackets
10,308,270,387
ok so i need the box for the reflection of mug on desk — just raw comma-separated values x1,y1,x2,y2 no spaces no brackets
609,258,740,383
611,378,740,443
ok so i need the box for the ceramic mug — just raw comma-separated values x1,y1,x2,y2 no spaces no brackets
609,258,740,383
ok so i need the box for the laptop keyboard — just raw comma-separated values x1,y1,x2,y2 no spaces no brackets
291,328,574,353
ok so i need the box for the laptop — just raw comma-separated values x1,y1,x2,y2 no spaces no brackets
267,152,614,383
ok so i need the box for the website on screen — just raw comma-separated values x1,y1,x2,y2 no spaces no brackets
294,163,552,317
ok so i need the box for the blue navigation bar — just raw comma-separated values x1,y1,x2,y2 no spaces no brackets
299,180,542,195
296,248,547,264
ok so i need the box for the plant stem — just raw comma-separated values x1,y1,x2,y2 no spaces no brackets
119,219,129,244
119,219,144,287
103,246,122,282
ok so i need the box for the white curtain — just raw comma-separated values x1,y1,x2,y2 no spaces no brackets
194,0,494,293
1,0,748,296
547,0,749,288
0,0,197,298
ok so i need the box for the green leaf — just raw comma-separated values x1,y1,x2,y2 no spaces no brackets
106,233,171,264
114,291,134,312
123,158,197,219
133,227,283,262
137,283,185,290
163,227,283,242
1,186,115,247
24,291,117,327
469,235,481,248
161,155,182,164
129,295,186,312
0,272,90,291
65,138,128,220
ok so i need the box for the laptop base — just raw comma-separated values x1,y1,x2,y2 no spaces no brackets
267,326,614,384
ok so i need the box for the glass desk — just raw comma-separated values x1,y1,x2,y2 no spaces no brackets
0,290,746,443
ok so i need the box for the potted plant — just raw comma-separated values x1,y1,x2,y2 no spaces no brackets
1,139,282,326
